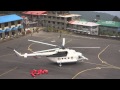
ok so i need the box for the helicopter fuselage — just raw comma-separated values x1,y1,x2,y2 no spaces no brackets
46,48,88,64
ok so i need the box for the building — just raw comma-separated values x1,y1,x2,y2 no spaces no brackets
0,14,23,39
22,11,47,21
96,20,120,36
67,19,100,35
22,11,81,32
21,11,100,35
22,11,47,27
43,11,81,31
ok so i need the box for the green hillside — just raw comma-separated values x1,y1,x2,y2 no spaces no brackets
70,11,114,21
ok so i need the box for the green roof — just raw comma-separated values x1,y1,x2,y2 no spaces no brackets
96,20,120,28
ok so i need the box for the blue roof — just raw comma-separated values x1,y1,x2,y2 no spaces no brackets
0,14,23,24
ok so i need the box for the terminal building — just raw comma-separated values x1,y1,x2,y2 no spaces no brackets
0,14,23,39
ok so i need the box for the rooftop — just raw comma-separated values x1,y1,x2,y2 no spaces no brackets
0,14,23,24
57,14,81,18
22,11,47,15
96,20,120,27
69,20,100,27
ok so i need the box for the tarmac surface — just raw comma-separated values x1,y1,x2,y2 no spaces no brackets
0,31,120,79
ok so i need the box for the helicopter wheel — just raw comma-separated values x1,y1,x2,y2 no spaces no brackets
59,63,62,67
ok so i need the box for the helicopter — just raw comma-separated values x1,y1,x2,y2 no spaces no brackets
14,38,100,67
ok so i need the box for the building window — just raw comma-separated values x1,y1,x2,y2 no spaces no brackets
53,22,55,24
62,27,64,30
92,26,97,29
83,26,88,28
4,22,8,27
11,21,15,25
18,20,21,24
57,22,59,24
61,17,64,20
67,17,72,22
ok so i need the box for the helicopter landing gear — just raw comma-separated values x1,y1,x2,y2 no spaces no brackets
59,63,62,67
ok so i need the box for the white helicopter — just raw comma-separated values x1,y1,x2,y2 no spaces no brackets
13,38,100,67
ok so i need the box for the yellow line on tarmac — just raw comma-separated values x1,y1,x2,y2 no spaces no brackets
0,67,17,77
98,45,120,69
72,67,100,79
72,66,114,79
66,39,72,45
28,43,35,52
98,45,110,64
83,61,108,67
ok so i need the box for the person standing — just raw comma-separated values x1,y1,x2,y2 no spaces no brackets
59,31,62,38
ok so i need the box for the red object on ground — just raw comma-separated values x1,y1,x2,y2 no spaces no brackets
43,69,48,74
36,69,42,75
30,69,37,77
41,70,45,74
30,69,48,78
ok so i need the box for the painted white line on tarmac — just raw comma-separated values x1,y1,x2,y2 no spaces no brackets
69,47,100,49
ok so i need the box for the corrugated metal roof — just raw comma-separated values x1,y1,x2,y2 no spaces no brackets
96,20,120,28
69,20,100,27
0,14,23,24
22,11,47,15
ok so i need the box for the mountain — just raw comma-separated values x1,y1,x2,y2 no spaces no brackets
0,11,115,22
70,11,115,21
0,11,22,16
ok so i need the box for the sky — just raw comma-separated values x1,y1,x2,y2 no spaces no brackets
95,11,120,18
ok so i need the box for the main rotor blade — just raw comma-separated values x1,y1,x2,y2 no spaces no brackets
62,38,65,47
28,39,58,47
33,48,59,53
68,47,100,49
